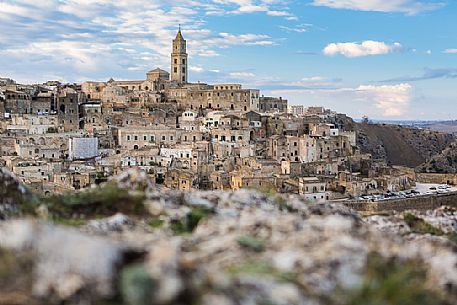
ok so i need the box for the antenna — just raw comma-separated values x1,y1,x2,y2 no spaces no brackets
179,24,181,31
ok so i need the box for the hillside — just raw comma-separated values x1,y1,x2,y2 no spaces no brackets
419,141,457,173
356,123,453,167
427,121,457,134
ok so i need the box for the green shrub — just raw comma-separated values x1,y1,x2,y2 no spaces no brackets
403,213,444,236
121,264,155,305
40,183,147,218
170,207,213,235
335,254,450,305
237,235,266,252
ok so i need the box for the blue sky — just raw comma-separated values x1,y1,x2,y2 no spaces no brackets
0,0,456,120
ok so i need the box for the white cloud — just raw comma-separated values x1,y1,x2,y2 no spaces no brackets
356,83,412,116
302,76,325,82
323,41,402,58
444,49,457,54
269,83,412,117
189,66,204,72
207,0,294,18
279,24,311,33
229,71,256,78
311,0,443,15
217,33,275,46
0,0,280,83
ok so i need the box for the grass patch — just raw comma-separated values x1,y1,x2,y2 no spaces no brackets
403,213,445,236
120,264,155,305
403,213,457,245
148,218,164,229
170,207,213,235
40,182,147,218
227,260,297,283
237,235,266,252
50,216,88,227
334,254,451,305
252,187,297,212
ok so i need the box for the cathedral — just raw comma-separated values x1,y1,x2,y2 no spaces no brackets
81,29,271,113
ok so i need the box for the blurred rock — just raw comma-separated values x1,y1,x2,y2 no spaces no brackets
0,167,28,219
1,182,457,305
0,220,135,303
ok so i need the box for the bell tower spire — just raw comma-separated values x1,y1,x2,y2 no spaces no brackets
171,26,188,84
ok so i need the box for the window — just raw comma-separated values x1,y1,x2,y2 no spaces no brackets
170,136,174,141
182,59,186,64
127,135,131,141
182,67,186,73
162,136,166,141
174,59,177,64
174,67,177,73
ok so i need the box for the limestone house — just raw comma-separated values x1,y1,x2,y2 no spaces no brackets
164,168,195,190
298,176,329,203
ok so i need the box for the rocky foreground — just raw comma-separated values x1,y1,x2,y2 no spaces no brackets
1,168,457,305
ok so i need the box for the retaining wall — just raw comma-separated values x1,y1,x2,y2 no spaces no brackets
342,192,457,213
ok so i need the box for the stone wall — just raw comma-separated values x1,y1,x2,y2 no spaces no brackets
416,173,457,185
342,192,457,213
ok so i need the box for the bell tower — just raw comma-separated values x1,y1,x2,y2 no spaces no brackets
171,26,188,83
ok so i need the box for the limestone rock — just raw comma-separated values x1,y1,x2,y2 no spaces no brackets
0,167,28,219
0,220,132,302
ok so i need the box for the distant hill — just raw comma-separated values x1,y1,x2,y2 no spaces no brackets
419,121,457,134
364,120,457,135
355,123,454,167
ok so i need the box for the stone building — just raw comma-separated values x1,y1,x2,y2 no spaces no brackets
164,168,195,190
79,102,104,132
166,84,260,112
57,88,82,132
298,176,329,202
116,125,181,150
3,89,32,115
259,96,288,113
